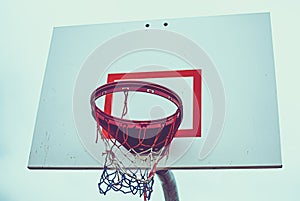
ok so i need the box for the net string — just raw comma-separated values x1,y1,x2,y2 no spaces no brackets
120,90,129,119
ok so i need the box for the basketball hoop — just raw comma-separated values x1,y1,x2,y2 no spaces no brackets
90,80,183,200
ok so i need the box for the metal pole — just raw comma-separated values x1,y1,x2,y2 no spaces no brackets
156,170,179,201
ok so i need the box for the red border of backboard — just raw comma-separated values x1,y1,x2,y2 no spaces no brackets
104,69,201,137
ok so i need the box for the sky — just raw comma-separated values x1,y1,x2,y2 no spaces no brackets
1,1,300,201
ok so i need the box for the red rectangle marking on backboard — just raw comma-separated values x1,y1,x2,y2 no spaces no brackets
104,69,202,138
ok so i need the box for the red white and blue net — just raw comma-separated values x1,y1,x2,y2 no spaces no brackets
90,81,183,200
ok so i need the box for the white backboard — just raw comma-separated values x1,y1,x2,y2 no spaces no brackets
28,13,282,169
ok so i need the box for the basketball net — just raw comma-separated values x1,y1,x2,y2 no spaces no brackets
91,81,183,201
97,90,170,201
